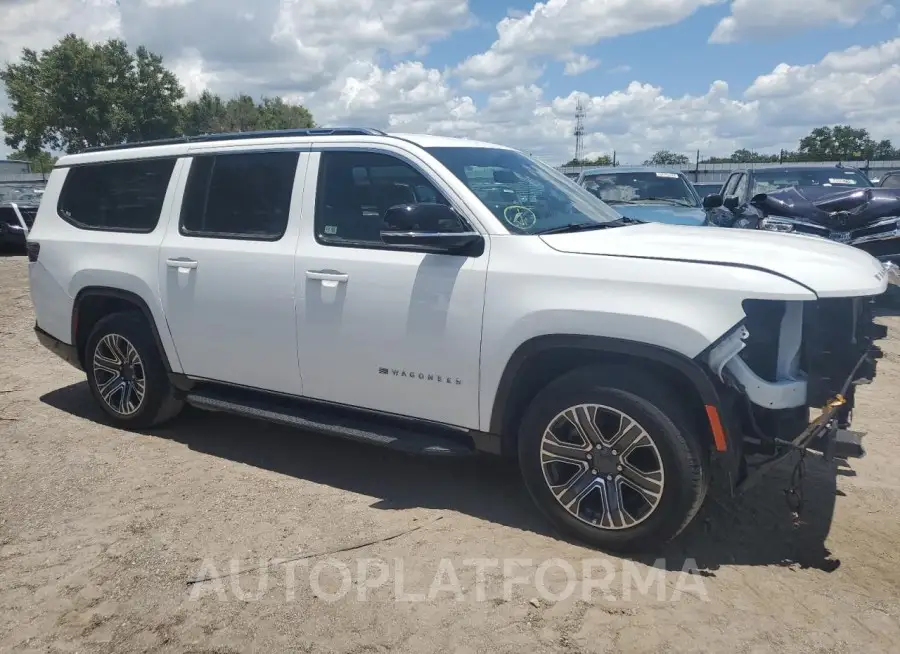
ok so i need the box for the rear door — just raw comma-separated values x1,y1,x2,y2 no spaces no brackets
158,146,311,395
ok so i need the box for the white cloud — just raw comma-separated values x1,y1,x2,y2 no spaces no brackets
0,0,121,64
455,0,722,89
562,53,600,76
2,1,900,166
710,0,885,43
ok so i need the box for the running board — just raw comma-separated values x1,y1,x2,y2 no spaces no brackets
185,387,475,457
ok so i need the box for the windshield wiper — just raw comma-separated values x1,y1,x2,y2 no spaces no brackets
641,197,696,208
534,217,643,235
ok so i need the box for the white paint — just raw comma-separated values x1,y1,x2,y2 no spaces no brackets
28,132,890,433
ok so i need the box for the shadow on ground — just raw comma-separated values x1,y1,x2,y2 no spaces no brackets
41,381,843,575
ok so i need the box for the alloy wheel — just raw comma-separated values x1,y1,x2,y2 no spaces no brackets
92,333,146,416
539,404,665,530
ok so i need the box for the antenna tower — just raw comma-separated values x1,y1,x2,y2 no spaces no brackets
574,99,586,163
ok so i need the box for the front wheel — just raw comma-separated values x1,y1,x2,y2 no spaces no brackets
518,366,708,552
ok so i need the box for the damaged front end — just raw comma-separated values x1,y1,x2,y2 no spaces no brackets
703,290,889,491
751,186,900,264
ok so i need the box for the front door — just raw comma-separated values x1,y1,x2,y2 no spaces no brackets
294,147,489,428
159,148,310,395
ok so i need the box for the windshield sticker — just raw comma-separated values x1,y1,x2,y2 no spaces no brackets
828,178,857,185
655,172,679,179
324,225,338,235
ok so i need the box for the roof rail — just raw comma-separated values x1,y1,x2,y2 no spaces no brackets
82,127,388,153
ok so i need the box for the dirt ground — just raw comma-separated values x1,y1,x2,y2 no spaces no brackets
1,254,899,654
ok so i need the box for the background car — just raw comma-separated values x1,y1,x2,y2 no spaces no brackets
701,165,900,266
576,166,707,225
0,184,43,253
702,165,873,228
878,171,900,188
691,181,722,198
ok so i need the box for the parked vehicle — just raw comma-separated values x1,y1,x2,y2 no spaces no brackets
703,166,900,263
577,166,707,225
691,182,722,198
0,202,38,252
27,128,895,552
878,171,900,189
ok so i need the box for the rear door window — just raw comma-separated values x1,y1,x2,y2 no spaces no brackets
179,151,299,240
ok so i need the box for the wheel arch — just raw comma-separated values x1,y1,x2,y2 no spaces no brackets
488,334,730,456
72,286,179,374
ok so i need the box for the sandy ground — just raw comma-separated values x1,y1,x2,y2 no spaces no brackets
1,254,899,653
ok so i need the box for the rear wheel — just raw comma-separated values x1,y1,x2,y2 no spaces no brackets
85,312,183,429
518,366,708,552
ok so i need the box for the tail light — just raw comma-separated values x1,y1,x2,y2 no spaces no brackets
26,241,40,262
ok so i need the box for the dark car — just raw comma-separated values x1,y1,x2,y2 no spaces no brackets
702,166,900,263
878,171,900,188
0,202,38,252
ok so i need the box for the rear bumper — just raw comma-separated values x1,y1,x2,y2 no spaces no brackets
34,325,82,371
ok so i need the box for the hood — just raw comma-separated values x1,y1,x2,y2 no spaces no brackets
750,186,900,230
540,222,889,298
613,203,707,226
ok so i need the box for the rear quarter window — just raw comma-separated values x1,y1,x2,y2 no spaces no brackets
57,158,177,232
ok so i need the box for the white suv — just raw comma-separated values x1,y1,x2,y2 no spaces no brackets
26,127,894,552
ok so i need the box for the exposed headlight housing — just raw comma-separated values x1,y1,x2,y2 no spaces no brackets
759,217,795,233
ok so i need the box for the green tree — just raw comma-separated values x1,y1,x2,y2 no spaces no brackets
7,149,57,172
702,149,779,164
643,150,690,166
873,139,899,160
797,125,897,160
1,34,185,154
180,91,315,135
563,154,613,167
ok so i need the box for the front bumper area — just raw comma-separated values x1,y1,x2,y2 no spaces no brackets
34,325,82,371
759,215,900,263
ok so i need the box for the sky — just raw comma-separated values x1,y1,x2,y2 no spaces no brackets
1,0,899,165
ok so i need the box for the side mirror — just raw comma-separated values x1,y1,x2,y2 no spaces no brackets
381,203,484,255
702,193,723,209
723,195,740,210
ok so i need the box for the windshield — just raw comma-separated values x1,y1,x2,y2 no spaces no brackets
751,169,871,195
580,171,700,207
425,147,624,234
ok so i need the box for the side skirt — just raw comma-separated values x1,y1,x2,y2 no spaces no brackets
183,382,491,458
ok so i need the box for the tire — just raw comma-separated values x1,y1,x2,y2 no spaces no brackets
517,365,708,553
84,311,184,429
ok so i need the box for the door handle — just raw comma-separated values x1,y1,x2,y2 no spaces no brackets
306,270,349,283
166,258,199,269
